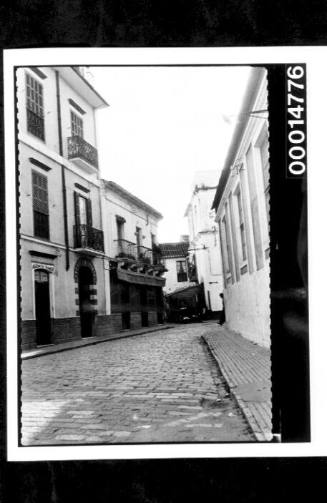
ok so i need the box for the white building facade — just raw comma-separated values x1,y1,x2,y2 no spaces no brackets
18,66,109,350
185,171,223,316
159,240,194,295
212,67,270,347
18,66,166,350
102,180,166,330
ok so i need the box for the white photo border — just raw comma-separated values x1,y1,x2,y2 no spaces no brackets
4,47,325,461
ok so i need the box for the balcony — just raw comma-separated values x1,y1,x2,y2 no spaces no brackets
74,224,104,254
114,239,137,260
67,136,99,172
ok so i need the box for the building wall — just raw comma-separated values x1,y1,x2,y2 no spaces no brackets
215,69,270,347
185,178,223,313
162,257,191,294
103,188,159,259
18,66,108,349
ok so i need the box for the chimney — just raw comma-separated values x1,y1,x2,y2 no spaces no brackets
180,235,189,242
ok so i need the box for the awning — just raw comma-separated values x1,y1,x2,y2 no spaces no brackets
117,268,166,287
167,283,203,299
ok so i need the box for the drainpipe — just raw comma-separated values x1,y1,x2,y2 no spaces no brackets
55,70,70,270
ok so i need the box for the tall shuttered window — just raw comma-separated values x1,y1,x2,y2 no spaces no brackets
26,73,45,140
32,170,49,239
246,145,264,270
71,111,84,138
176,260,188,282
260,133,270,224
236,188,247,261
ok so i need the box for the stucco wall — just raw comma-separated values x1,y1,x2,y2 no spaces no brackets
103,188,159,259
16,67,97,158
162,257,191,294
224,260,270,347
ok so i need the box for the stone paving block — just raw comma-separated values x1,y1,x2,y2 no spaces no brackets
22,323,255,444
202,327,272,441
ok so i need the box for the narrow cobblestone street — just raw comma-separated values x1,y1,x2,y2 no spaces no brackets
21,323,255,444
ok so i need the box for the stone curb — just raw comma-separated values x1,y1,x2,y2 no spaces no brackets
202,334,271,442
22,325,175,361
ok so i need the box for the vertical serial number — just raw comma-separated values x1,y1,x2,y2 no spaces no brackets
286,65,307,177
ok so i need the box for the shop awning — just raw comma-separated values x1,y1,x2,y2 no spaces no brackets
117,268,166,287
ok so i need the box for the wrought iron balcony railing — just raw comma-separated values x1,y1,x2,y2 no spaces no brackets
114,239,137,260
137,245,153,264
74,224,104,252
68,136,99,169
27,108,45,141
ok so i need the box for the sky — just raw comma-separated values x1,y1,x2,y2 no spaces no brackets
91,66,251,242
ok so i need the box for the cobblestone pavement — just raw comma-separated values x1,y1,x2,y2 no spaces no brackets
21,323,255,445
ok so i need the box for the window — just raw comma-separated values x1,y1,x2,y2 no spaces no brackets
221,216,233,275
74,192,92,227
176,260,188,282
71,111,84,138
32,170,49,239
236,188,247,261
260,133,270,223
26,73,44,140
116,217,125,241
246,145,264,270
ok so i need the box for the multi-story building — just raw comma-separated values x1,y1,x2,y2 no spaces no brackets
212,67,270,347
18,66,109,349
159,237,194,295
184,171,223,318
101,180,166,330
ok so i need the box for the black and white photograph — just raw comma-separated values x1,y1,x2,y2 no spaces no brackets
4,48,316,460
17,63,272,446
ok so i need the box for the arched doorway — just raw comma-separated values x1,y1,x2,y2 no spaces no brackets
78,265,95,338
34,269,52,345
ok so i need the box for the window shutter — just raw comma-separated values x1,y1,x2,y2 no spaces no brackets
86,198,93,227
74,191,80,226
32,171,48,214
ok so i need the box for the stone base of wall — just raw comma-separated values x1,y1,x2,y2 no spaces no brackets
52,318,81,345
21,320,37,351
22,310,165,350
21,317,81,351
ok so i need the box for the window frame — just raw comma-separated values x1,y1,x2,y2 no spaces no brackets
32,169,49,240
176,259,188,283
25,72,45,141
70,109,84,138
234,184,248,265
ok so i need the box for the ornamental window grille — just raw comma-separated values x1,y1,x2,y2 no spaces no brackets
71,111,84,138
26,73,44,140
32,170,49,239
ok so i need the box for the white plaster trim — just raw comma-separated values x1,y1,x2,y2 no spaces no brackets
19,133,101,187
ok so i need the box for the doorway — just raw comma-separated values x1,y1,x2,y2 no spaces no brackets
78,265,95,338
34,269,52,345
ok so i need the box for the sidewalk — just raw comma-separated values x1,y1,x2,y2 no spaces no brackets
202,325,272,442
22,324,175,360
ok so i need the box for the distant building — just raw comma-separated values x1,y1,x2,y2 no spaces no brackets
18,66,108,350
184,171,223,318
159,238,195,295
102,180,166,330
212,67,270,347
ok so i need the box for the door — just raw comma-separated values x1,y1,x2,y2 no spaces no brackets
35,269,52,345
78,266,95,338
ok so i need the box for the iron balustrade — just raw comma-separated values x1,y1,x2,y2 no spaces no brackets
74,224,104,252
67,136,99,169
27,108,45,140
137,245,153,264
114,239,137,260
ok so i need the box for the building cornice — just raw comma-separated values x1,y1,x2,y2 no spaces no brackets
212,67,267,212
102,180,163,220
